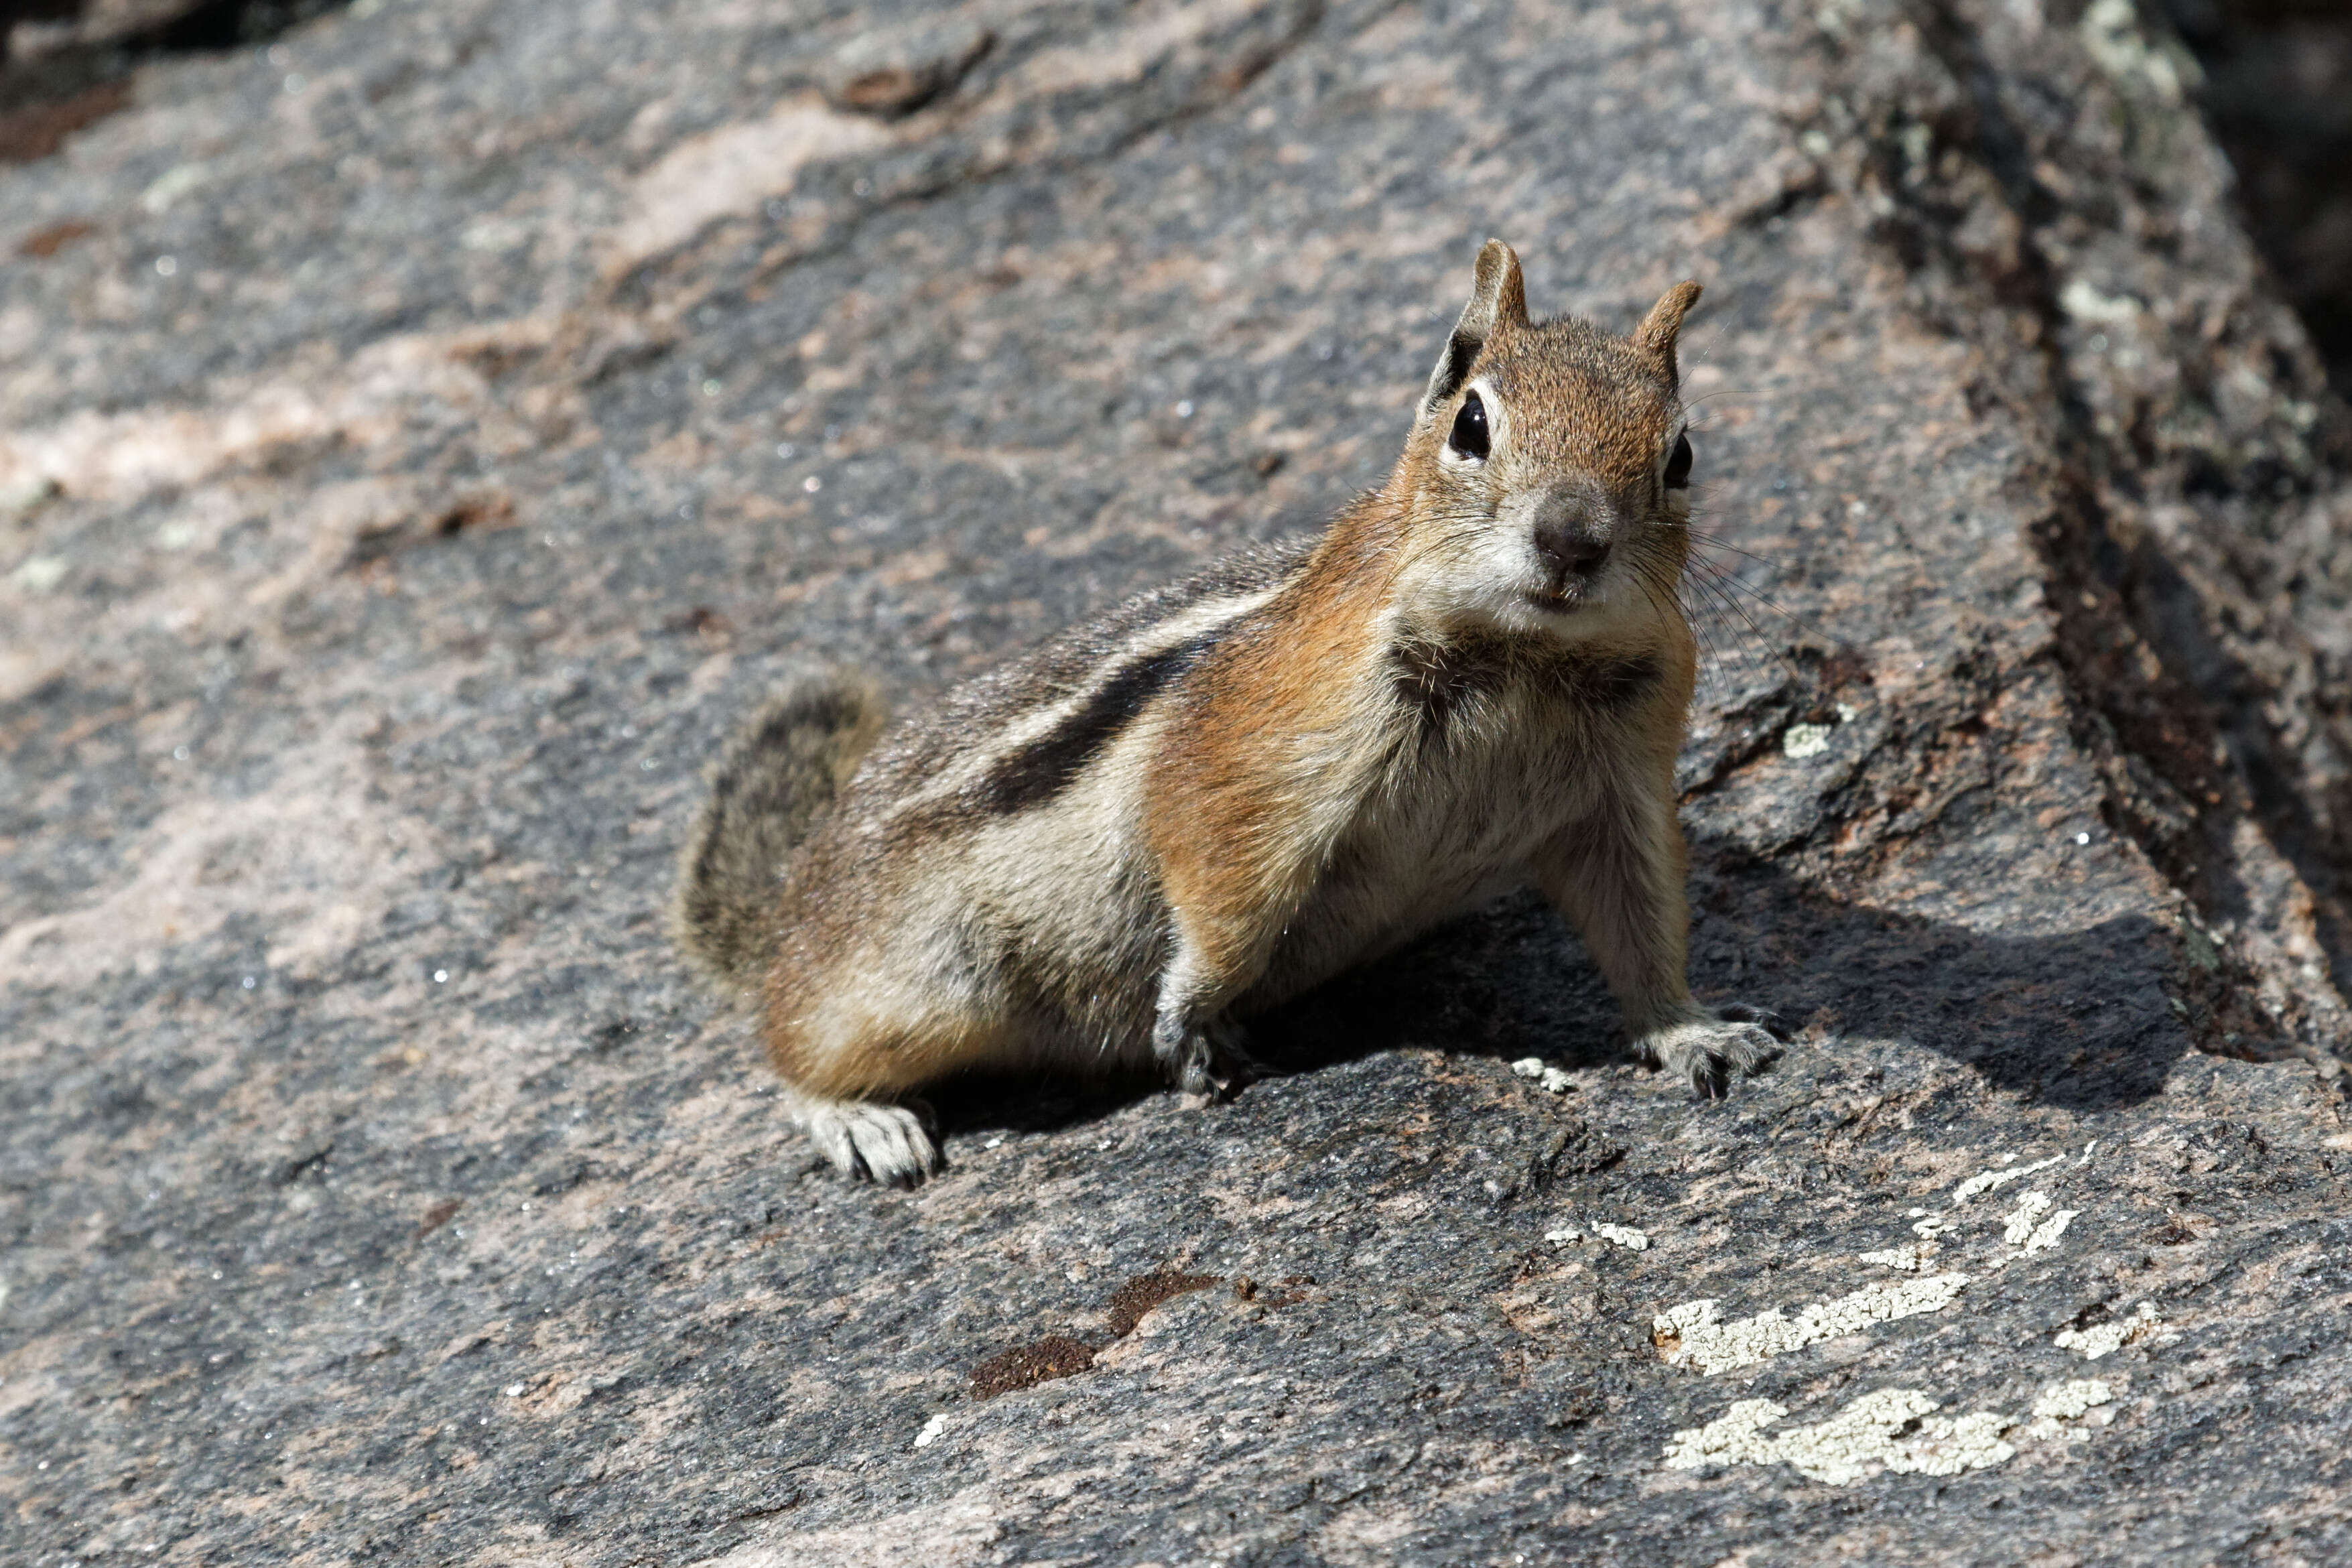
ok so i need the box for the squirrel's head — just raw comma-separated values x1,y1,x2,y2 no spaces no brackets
1390,239,1699,640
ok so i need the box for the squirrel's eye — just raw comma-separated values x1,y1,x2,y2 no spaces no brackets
1448,390,1490,462
1663,432,1693,490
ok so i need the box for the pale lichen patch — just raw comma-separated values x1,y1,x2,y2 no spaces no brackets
2022,1207,2078,1253
1546,1219,1646,1249
2055,1301,2163,1360
1508,1057,1572,1094
2000,1191,2052,1245
1857,1244,1933,1271
1782,722,1835,759
1653,1274,1971,1375
2031,1379,2113,1420
1662,1388,2015,1486
1951,1155,2065,1205
2024,1378,2116,1444
1997,1192,2082,1252
1660,1398,1785,1469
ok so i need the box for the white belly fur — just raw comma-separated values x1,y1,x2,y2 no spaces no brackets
1244,707,1616,1010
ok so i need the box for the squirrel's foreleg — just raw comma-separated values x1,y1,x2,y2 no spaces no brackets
1149,923,1268,1101
1536,777,1786,1095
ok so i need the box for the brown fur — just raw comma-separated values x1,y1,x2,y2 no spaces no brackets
673,239,1786,1185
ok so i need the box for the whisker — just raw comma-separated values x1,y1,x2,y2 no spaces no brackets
1688,553,1837,649
1687,578,1813,687
1679,570,1756,659
1686,376,1853,401
1680,558,1811,685
1663,553,1756,686
1676,583,1738,694
1636,560,1734,695
1685,530,1786,569
1679,387,1770,410
1685,318,1731,379
1674,517,1825,639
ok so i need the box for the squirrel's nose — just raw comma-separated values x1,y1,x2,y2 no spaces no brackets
1532,518,1612,582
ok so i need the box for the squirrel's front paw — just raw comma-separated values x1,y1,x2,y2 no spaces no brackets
1634,1006,1789,1098
1157,1015,1262,1105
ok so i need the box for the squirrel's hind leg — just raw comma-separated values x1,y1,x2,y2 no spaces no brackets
763,963,1007,1183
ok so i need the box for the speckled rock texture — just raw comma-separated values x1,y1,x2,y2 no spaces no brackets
5,1,2351,1563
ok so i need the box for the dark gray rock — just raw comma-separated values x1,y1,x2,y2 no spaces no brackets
3,1,2349,1563
2160,0,2352,395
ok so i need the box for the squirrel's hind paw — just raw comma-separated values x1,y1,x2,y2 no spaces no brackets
1634,1008,1788,1099
798,1096,941,1186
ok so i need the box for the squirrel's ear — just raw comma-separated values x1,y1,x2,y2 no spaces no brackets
1631,280,1703,383
1421,238,1528,419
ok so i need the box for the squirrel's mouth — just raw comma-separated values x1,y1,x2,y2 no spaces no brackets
1522,586,1589,614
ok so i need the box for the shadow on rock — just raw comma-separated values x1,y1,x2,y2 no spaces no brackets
1253,840,2193,1112
936,836,2194,1138
1696,846,2196,1110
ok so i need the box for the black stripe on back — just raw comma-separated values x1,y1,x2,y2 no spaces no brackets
968,629,1223,815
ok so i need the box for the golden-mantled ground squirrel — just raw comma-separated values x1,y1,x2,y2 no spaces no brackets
675,239,1787,1183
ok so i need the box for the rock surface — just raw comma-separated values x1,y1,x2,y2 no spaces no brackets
2160,0,2352,395
4,1,2351,1563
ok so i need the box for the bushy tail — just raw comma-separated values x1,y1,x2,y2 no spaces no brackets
672,672,887,996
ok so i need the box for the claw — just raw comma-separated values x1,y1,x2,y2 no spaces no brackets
1207,1032,1266,1094
1717,1002,1792,1041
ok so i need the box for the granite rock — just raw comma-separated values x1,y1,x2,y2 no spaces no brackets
3,1,2350,1563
